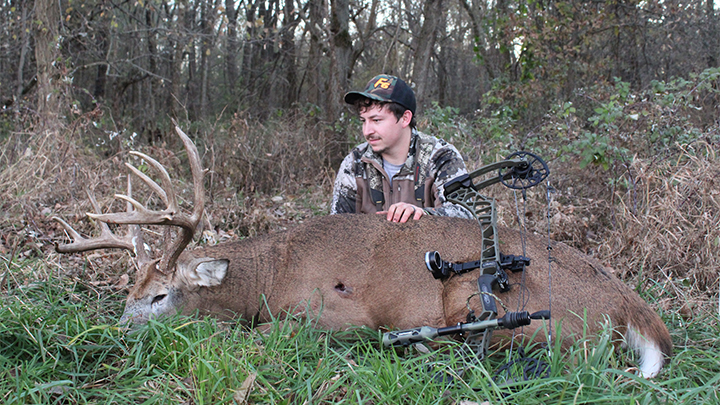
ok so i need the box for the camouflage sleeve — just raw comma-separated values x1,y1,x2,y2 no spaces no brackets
330,153,358,214
424,142,474,220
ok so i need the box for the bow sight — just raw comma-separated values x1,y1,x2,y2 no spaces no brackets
383,151,551,363
425,250,529,283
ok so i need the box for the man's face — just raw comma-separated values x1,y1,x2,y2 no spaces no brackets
359,104,409,157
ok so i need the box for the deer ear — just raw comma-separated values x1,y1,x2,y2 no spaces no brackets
182,259,229,288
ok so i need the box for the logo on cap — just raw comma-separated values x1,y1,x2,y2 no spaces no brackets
373,78,392,90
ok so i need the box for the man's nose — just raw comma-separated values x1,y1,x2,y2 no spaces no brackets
363,122,373,137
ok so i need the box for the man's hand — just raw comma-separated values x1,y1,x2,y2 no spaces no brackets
377,202,425,223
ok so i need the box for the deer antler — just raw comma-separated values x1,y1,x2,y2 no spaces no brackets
54,124,206,274
55,188,135,253
54,177,152,268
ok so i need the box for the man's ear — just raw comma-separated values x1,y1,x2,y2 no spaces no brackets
179,258,229,289
401,109,413,128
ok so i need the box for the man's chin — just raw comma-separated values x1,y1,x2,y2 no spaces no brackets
368,144,385,154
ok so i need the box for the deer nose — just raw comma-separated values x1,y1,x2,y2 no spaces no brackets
119,312,137,327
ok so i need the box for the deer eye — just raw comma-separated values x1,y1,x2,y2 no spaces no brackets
151,294,167,306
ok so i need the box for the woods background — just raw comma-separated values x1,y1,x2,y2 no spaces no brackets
1,0,719,291
2,0,718,134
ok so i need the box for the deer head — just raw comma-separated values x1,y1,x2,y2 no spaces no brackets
54,124,223,324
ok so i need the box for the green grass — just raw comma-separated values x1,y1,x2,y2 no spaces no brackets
1,259,719,404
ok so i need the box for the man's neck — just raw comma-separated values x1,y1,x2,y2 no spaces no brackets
381,128,412,165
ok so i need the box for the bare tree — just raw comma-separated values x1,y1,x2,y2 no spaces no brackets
459,0,496,80
225,0,242,98
328,0,352,117
704,0,717,68
411,0,444,114
33,0,65,128
199,0,221,118
303,0,328,107
14,0,32,101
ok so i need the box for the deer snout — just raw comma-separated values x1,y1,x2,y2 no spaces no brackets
120,287,183,326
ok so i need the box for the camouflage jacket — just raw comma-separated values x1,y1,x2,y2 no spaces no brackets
330,129,472,218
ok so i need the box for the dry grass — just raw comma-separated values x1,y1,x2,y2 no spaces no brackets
0,124,135,287
600,142,720,292
204,109,338,196
482,141,720,319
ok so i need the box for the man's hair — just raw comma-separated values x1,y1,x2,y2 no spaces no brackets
352,98,417,129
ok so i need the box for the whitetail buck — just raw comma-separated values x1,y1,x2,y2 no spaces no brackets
54,125,672,378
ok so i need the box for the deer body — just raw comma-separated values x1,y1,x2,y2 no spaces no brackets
55,126,671,379
122,214,671,378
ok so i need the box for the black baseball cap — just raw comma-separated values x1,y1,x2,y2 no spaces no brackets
344,74,416,115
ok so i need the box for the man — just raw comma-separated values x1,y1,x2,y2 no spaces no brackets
330,74,472,223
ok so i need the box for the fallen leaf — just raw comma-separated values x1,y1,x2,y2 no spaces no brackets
114,274,129,290
233,372,257,404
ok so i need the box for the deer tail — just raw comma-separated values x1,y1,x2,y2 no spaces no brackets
622,306,673,378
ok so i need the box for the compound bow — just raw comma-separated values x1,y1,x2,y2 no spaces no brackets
383,151,551,365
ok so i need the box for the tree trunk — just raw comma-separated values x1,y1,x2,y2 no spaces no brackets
242,0,260,103
349,0,378,77
411,0,444,114
186,1,199,119
305,0,326,107
459,0,495,80
328,0,352,165
281,0,298,107
146,8,158,122
706,0,717,68
93,28,109,100
169,0,189,117
225,0,240,98
329,0,352,119
494,0,513,78
437,10,448,106
15,2,31,100
199,0,217,119
34,0,64,129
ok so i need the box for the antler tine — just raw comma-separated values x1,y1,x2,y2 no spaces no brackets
174,124,206,224
55,123,206,275
87,136,201,233
124,174,151,268
125,151,173,208
158,123,206,272
53,189,137,254
90,145,184,227
88,193,176,224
